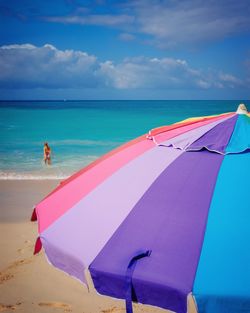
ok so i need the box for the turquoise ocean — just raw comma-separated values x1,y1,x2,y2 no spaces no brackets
0,100,248,180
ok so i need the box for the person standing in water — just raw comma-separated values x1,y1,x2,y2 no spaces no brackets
43,142,52,165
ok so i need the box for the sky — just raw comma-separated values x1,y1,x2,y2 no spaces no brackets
0,0,250,100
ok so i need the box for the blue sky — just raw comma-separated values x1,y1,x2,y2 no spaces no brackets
0,0,249,100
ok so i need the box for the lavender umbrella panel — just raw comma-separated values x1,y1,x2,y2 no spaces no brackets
32,105,250,313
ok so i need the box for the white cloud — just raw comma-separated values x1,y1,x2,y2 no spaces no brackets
196,80,211,89
0,43,246,92
98,56,241,90
118,33,135,41
45,14,134,27
219,73,242,85
98,60,144,88
130,0,250,47
0,44,99,88
1,43,36,50
42,1,250,48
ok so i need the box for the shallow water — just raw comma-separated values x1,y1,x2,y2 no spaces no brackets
0,100,247,179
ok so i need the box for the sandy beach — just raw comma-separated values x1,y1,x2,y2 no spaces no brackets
0,180,196,313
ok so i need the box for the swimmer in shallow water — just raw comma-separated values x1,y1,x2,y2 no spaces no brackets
43,142,51,165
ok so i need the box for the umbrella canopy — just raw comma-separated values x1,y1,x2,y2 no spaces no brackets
32,104,250,313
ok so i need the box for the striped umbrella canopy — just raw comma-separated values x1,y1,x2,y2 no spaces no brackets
32,104,250,313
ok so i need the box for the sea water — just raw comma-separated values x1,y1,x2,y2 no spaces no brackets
0,100,248,179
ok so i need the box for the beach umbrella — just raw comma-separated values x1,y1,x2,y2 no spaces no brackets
32,104,250,313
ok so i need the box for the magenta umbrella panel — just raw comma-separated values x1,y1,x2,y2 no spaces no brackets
32,105,250,313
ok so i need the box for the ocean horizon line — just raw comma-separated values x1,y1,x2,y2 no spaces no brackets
0,99,247,102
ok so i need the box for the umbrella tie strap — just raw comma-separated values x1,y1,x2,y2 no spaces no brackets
146,131,159,146
34,237,42,254
125,250,152,313
31,207,37,221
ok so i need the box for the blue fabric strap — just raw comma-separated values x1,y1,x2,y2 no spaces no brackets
125,250,151,313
